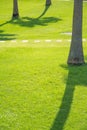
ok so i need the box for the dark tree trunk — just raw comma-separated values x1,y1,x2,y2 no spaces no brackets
12,0,19,18
67,0,84,65
46,0,51,6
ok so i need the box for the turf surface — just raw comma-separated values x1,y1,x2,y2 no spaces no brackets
0,0,87,130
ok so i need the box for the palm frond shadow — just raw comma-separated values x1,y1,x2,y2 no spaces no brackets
0,30,16,41
0,16,61,28
51,63,87,130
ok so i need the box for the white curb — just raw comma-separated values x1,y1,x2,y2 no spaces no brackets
0,41,6,43
34,40,41,43
22,40,29,43
45,40,52,42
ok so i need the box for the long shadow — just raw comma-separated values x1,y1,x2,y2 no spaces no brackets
0,30,16,41
51,64,87,130
37,5,51,19
0,16,61,28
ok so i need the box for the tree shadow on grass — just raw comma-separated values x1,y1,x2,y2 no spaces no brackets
51,63,87,130
0,3,61,28
0,30,16,41
0,16,61,28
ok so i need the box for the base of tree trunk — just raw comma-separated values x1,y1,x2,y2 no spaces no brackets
12,13,19,18
46,2,51,6
67,58,85,65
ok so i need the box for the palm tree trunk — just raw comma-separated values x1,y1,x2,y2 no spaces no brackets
67,0,84,65
46,0,51,6
12,0,19,18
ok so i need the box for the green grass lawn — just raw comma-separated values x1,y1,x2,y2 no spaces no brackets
0,0,87,40
0,43,87,130
0,0,87,130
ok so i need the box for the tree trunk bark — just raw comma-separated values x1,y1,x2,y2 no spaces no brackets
67,0,84,65
46,0,51,6
12,0,19,18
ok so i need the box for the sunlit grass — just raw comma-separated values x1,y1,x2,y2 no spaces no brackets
0,42,87,129
0,0,87,130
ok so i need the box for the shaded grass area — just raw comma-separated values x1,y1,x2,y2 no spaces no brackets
51,64,87,130
0,0,73,40
0,17,60,28
0,30,16,41
0,45,87,129
0,0,87,40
